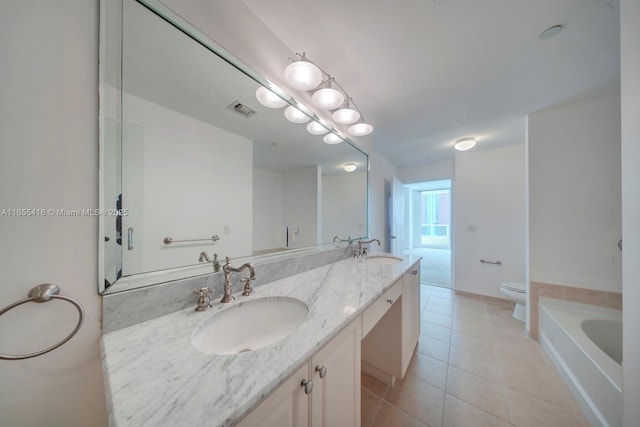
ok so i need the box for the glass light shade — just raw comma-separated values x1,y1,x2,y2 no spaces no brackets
312,88,345,110
323,133,344,144
348,122,374,136
284,106,310,123
332,108,361,125
344,162,357,172
255,86,287,109
284,61,323,91
454,137,476,151
306,121,329,135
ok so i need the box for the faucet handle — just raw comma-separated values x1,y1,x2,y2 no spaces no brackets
240,276,254,296
193,287,212,311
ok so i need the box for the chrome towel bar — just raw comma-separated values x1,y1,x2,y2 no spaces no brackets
163,235,220,245
480,259,502,265
0,284,85,360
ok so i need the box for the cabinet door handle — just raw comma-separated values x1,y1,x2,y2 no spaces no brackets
412,270,418,275
301,379,313,394
315,365,327,379
386,298,394,305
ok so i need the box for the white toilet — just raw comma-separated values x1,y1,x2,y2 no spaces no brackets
499,282,526,322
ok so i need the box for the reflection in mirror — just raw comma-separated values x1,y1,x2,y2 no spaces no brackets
100,0,368,293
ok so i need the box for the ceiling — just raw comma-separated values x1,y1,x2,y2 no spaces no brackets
241,0,620,168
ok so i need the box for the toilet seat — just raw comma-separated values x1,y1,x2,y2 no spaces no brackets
501,282,525,293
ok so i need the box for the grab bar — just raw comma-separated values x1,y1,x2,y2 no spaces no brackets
0,284,85,360
163,235,220,245
480,259,502,265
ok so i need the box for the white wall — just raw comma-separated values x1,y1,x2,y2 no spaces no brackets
454,145,527,298
121,93,253,272
621,1,640,425
253,167,285,252
322,172,368,243
398,159,454,184
528,93,622,291
283,167,320,248
0,1,107,425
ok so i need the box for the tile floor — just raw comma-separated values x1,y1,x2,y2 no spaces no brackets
361,285,592,427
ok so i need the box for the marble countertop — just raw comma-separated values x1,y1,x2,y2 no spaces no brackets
101,254,421,426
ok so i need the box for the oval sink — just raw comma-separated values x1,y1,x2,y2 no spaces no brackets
364,255,403,264
191,297,309,355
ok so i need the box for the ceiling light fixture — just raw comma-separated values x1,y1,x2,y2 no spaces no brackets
284,105,311,123
284,52,373,137
255,86,287,109
306,121,329,135
454,137,477,151
344,162,357,172
323,133,344,144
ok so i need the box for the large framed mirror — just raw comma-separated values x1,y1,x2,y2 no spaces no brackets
99,0,369,294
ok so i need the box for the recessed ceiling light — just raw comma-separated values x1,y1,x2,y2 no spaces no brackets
539,24,563,40
454,137,476,151
344,162,357,172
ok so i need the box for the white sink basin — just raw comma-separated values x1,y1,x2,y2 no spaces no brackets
191,297,309,355
364,255,403,264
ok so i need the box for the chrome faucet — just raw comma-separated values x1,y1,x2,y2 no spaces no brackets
199,252,221,272
221,256,256,303
354,238,381,258
333,235,353,244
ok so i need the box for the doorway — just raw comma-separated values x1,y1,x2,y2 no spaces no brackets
403,180,452,288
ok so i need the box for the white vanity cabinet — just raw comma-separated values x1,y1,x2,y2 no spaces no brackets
361,262,421,382
236,319,362,427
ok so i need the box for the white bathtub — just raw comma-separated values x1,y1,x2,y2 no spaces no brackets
539,297,622,427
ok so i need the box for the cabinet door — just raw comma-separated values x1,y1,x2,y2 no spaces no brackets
236,363,310,427
401,264,421,377
310,319,362,427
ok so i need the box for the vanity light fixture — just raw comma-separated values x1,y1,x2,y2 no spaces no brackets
284,105,311,123
284,52,373,137
255,86,287,109
306,120,329,135
454,137,477,151
332,98,361,125
344,162,357,172
323,132,344,144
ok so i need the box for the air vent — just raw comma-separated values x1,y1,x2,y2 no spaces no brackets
227,101,256,118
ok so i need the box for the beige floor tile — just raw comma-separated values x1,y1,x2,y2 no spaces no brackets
362,388,383,427
362,372,389,398
448,345,501,383
443,394,511,427
451,316,491,337
385,375,445,427
506,388,591,427
405,352,448,390
445,366,510,421
450,329,494,356
431,289,455,300
487,316,526,335
452,308,486,323
454,295,484,307
372,401,428,427
417,335,450,362
423,311,453,328
499,359,574,405
491,330,538,355
423,302,454,316
420,321,452,343
430,296,455,307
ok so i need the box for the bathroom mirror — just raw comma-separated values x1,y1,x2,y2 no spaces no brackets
99,0,369,294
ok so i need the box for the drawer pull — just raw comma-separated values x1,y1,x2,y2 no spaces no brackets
315,365,327,379
386,298,394,305
412,270,418,275
301,379,313,394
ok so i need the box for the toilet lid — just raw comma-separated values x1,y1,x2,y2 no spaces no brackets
501,282,526,293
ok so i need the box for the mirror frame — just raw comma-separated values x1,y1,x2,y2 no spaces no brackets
98,0,369,294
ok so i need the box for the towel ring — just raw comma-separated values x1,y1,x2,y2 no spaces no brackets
0,284,85,360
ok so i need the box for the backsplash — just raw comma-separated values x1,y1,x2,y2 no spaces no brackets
103,246,353,333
